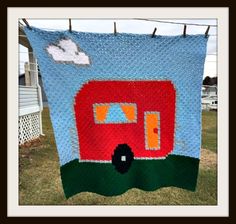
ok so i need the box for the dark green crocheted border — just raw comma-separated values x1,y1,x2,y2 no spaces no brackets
60,155,199,198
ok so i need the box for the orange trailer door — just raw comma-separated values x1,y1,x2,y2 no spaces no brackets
144,112,160,150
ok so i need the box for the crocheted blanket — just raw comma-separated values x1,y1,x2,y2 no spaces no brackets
24,27,208,198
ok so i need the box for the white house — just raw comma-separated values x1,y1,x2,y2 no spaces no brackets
19,24,44,145
201,85,217,111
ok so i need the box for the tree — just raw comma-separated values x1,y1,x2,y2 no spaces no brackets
203,76,211,85
211,77,217,85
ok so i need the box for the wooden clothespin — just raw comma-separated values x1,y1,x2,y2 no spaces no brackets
69,19,72,32
151,27,157,38
183,24,187,38
22,18,32,30
114,22,117,36
205,25,210,38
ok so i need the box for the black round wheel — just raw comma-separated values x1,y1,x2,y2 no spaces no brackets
112,144,134,174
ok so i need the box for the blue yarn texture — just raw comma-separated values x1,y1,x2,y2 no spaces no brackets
24,27,208,167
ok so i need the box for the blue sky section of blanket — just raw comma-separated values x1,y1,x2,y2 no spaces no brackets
19,19,217,77
24,27,208,166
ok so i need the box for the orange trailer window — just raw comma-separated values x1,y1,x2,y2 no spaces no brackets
93,103,137,124
120,104,136,122
95,105,110,122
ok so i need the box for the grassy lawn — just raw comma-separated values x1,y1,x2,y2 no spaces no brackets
201,110,217,153
19,108,217,205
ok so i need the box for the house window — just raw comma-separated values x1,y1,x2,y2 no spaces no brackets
93,103,137,124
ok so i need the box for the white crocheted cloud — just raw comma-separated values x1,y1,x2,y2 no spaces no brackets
47,39,90,65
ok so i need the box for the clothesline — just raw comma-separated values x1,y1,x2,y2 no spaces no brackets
20,18,217,27
20,18,217,37
134,19,217,27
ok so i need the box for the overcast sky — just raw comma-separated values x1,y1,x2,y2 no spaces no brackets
19,19,217,77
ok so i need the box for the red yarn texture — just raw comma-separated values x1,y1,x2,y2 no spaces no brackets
74,80,176,161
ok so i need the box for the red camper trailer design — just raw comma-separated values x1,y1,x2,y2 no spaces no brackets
74,80,176,173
